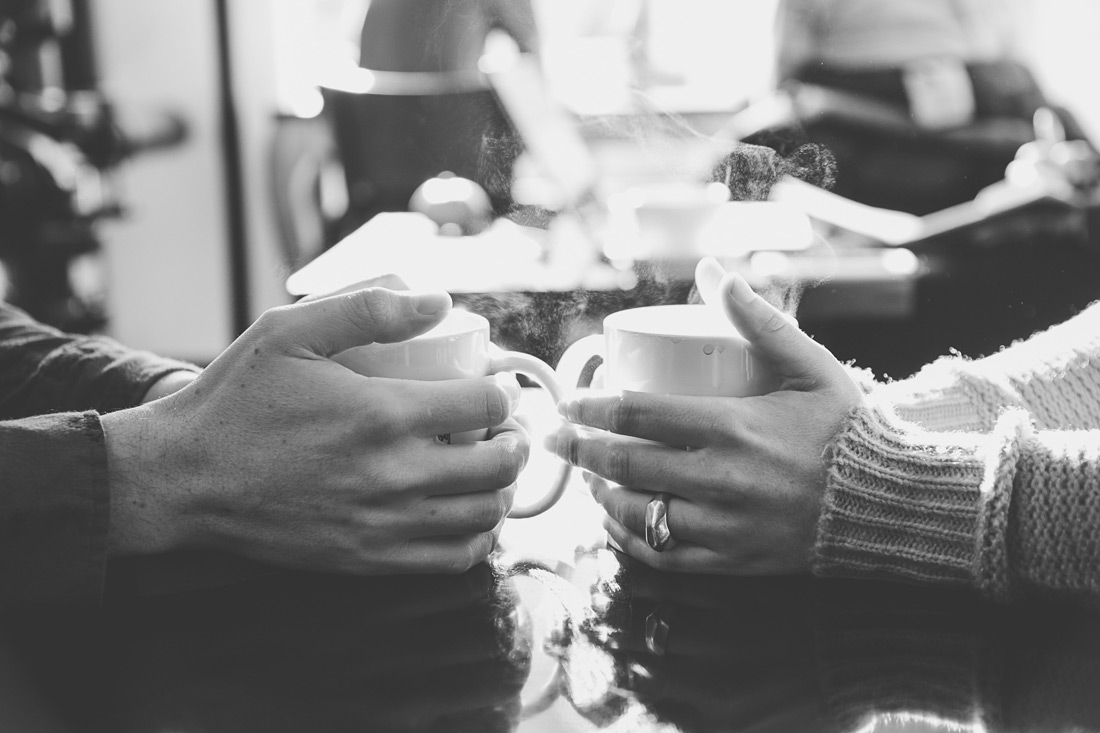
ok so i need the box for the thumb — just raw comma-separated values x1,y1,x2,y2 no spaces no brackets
719,272,836,382
279,287,451,357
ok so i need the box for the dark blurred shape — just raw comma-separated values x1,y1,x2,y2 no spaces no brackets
551,546,1100,733
1,564,531,733
0,0,186,332
322,0,537,241
708,140,836,202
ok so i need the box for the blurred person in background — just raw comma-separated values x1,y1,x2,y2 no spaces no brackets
775,0,1041,129
765,0,1097,214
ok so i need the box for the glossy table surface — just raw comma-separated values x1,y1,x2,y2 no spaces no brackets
3,393,1099,733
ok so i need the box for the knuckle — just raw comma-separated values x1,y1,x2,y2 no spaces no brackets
470,494,508,532
704,408,738,441
555,429,580,467
340,288,396,331
445,541,485,574
249,307,287,340
442,552,473,575
362,384,408,435
648,552,679,572
607,394,638,434
482,385,511,427
336,288,402,338
491,445,524,489
604,443,632,483
757,308,790,336
621,496,645,533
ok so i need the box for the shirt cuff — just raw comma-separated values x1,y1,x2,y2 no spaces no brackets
0,412,110,605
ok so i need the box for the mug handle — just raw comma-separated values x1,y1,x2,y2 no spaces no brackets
489,349,573,519
554,334,605,391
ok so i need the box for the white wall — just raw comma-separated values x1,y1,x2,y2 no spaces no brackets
93,0,232,362
1028,0,1100,143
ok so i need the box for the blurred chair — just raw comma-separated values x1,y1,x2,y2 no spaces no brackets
321,0,537,239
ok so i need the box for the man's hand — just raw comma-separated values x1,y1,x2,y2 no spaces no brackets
548,273,863,575
103,287,529,575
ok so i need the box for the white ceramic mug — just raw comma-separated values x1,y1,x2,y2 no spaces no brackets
333,309,570,519
556,304,778,397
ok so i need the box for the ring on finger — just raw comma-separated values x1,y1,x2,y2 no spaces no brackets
644,492,675,552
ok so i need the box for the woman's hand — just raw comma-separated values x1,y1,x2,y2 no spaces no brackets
547,273,863,574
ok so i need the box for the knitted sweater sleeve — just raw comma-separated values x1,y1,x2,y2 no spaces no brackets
814,401,1100,601
872,302,1100,433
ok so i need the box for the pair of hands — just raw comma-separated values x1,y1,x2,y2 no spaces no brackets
548,273,864,575
103,278,529,575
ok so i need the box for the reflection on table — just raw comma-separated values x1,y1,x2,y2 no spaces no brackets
3,491,1100,733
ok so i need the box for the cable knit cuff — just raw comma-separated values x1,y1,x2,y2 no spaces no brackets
815,403,1026,600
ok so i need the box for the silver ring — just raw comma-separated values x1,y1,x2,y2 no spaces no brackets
644,493,674,552
645,606,672,656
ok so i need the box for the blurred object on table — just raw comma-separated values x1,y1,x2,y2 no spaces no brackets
408,172,493,237
0,0,186,332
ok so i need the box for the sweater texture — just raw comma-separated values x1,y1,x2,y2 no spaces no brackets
815,302,1100,601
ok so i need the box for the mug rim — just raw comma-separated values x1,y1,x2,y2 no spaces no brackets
409,307,490,342
603,304,740,340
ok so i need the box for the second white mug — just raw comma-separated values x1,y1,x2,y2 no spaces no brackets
556,304,778,397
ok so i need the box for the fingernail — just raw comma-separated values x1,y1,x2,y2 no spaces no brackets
727,273,756,303
411,291,450,315
542,432,560,455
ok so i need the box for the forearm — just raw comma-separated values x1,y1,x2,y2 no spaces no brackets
874,302,1100,432
0,303,200,418
815,400,1100,602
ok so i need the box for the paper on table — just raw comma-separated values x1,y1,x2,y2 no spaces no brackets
286,212,556,296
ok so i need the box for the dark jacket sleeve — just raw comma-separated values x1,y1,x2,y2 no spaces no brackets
1,412,110,605
0,303,200,419
0,303,200,605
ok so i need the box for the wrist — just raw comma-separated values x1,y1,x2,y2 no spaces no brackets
101,402,195,556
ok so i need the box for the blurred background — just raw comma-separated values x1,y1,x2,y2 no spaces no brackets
1,0,1098,374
